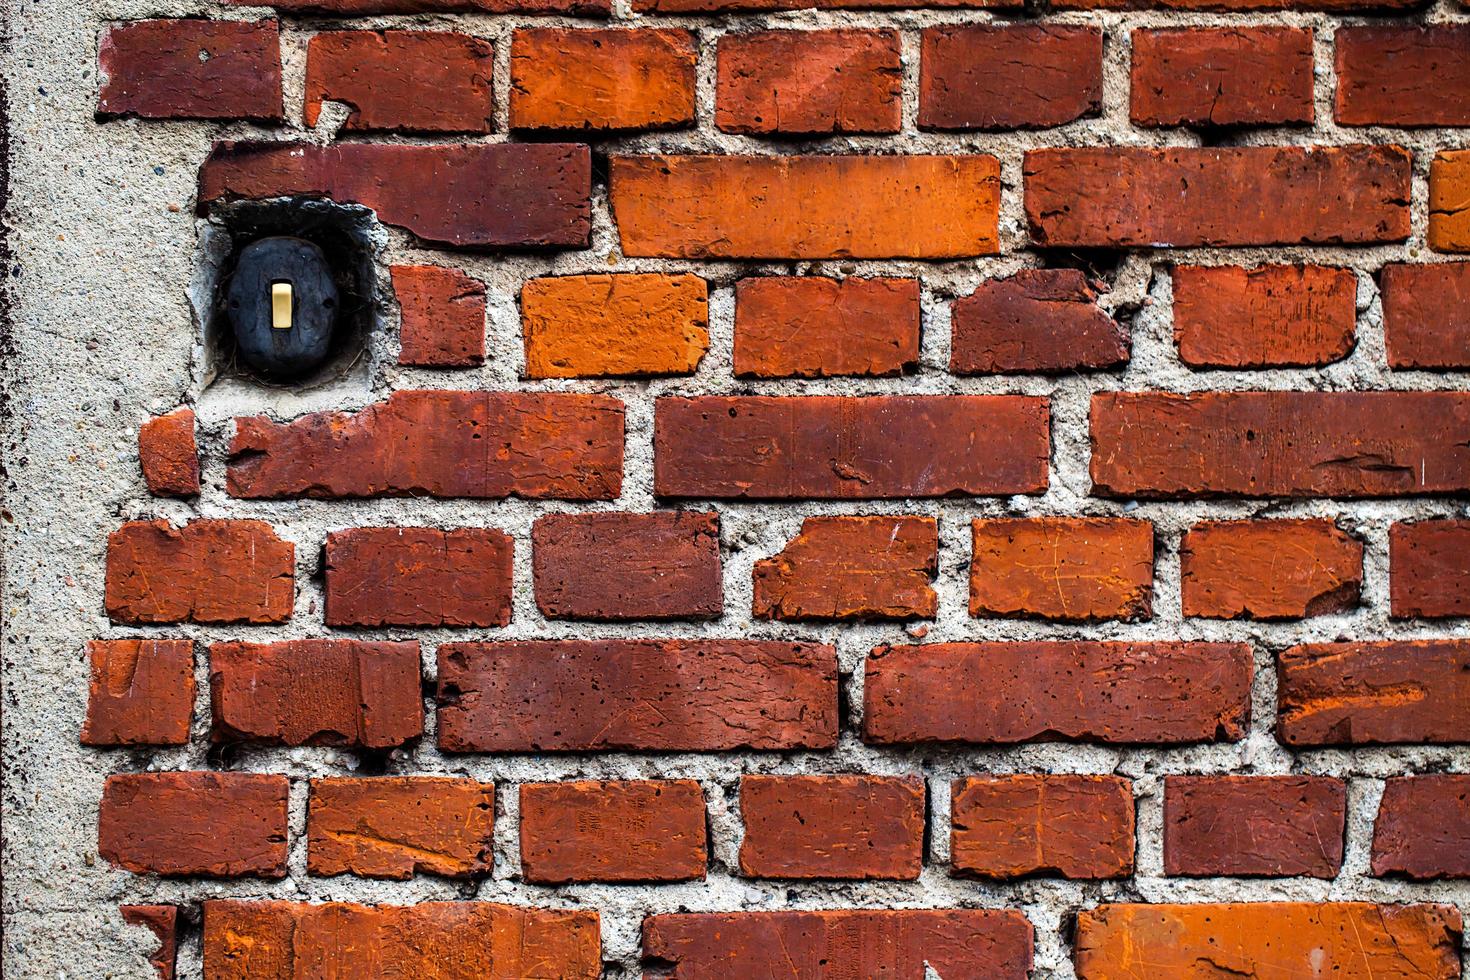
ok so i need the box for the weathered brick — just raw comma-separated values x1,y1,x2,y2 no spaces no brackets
308,777,494,879
733,277,919,378
202,901,601,979
198,142,590,249
636,0,1016,10
520,780,707,884
643,910,1034,977
1164,776,1346,877
1372,776,1470,880
305,31,493,133
81,639,194,747
98,19,282,121
210,639,423,749
228,0,609,12
865,642,1251,746
739,775,925,880
121,906,177,980
325,526,513,627
969,518,1154,622
611,154,1000,259
753,515,937,621
1172,265,1357,368
919,25,1102,130
1181,519,1362,619
1430,150,1470,253
950,269,1128,374
1025,146,1411,247
1075,903,1462,978
105,519,293,624
138,408,199,497
654,395,1049,499
438,640,837,752
1091,391,1470,498
228,390,623,500
1390,520,1470,618
950,775,1134,880
99,772,288,878
1382,262,1470,368
532,511,721,620
509,29,696,131
392,265,486,368
1336,26,1470,127
716,30,902,135
1059,0,1418,7
521,273,708,378
1131,27,1314,127
1277,640,1470,745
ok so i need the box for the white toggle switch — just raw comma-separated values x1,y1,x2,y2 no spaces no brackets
271,282,292,330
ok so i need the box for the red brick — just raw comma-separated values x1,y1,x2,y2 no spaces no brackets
1181,519,1363,619
1164,776,1346,877
210,639,423,749
305,31,493,134
98,20,282,121
1336,26,1470,127
532,511,721,620
654,395,1049,499
203,901,601,979
1075,903,1462,978
951,775,1134,880
1390,520,1470,618
325,526,513,627
1172,265,1357,368
121,906,177,980
611,154,1000,259
1372,776,1470,880
521,273,708,378
392,265,485,367
105,519,293,624
1382,262,1470,369
138,408,199,497
643,910,1034,977
1090,391,1470,498
227,390,623,500
308,777,494,879
919,25,1102,130
638,0,1016,9
520,780,706,884
437,640,837,752
739,775,925,880
1057,0,1418,7
753,515,937,621
716,30,901,135
950,269,1127,374
81,639,194,747
865,641,1252,746
1277,640,1470,745
969,518,1153,622
1131,27,1314,127
99,772,288,878
510,29,696,131
198,142,590,249
228,0,608,12
733,277,919,378
1431,150,1470,253
1025,146,1411,247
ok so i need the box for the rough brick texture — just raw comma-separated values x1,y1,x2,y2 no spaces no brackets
1372,776,1470,880
138,408,199,497
520,780,707,883
521,273,708,378
1335,26,1470,127
509,29,696,131
81,639,194,747
753,515,937,621
738,775,925,880
1389,520,1470,618
227,0,610,11
1130,27,1314,127
1381,261,1470,369
733,277,920,378
1430,150,1470,252
304,31,494,133
120,906,177,980
950,775,1134,880
1181,519,1362,619
950,269,1127,374
307,777,495,879
105,519,294,624
716,30,902,135
969,517,1154,622
325,526,513,627
919,25,1102,130
1163,775,1346,877
98,20,282,122
391,265,486,368
1171,264,1357,368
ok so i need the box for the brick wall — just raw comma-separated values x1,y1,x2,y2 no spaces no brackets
8,0,1470,974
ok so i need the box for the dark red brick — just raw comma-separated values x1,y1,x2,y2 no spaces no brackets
98,19,282,122
1382,262,1470,369
210,639,423,749
105,519,293,624
1131,27,1314,127
1390,520,1470,618
510,28,696,131
734,277,919,378
865,642,1252,746
437,640,837,752
738,775,925,880
138,408,199,497
325,527,513,627
121,906,178,980
227,390,623,500
1091,391,1470,498
716,30,902,135
753,515,937,621
654,395,1049,499
1164,776,1346,877
1181,519,1363,619
198,142,590,249
1172,265,1358,368
532,511,721,620
307,777,495,879
1372,776,1470,880
951,775,1134,880
520,780,707,884
919,25,1102,130
305,30,493,134
951,269,1127,374
227,0,609,12
392,265,486,368
1336,26,1470,127
82,639,194,747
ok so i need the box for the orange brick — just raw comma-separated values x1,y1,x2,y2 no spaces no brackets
754,516,937,621
510,29,696,131
521,273,708,378
734,277,920,378
1182,519,1362,619
1430,151,1470,253
520,780,707,884
951,775,1134,880
308,777,494,880
82,639,194,747
1172,265,1357,368
970,518,1153,622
